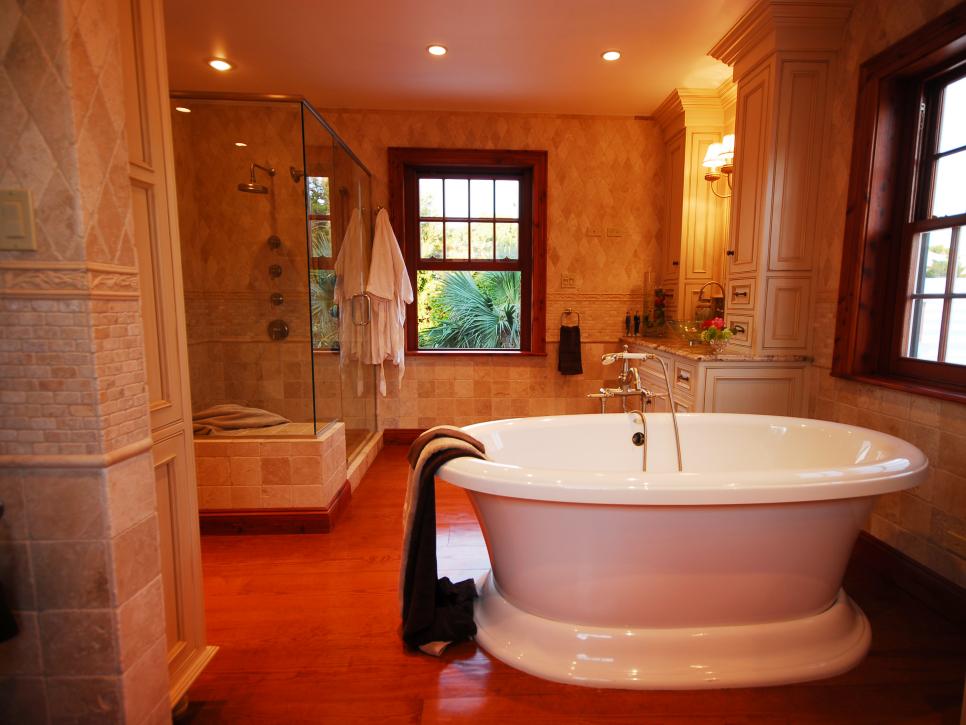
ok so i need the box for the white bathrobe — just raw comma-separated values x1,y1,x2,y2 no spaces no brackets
366,209,414,396
333,208,369,387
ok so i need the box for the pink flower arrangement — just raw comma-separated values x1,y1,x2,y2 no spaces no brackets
700,317,733,344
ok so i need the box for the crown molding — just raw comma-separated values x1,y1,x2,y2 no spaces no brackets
653,89,725,139
709,0,852,78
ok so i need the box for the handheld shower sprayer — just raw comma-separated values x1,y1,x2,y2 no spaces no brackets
601,350,653,365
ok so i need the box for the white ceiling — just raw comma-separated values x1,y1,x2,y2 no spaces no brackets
163,0,755,117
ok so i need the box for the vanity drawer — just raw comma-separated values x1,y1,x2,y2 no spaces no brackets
673,360,697,396
727,279,755,309
726,314,753,348
639,353,668,379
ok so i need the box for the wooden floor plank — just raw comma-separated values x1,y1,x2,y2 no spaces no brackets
183,444,965,724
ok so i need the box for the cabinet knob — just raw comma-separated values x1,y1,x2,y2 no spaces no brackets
671,260,679,266
732,290,749,299
726,250,735,257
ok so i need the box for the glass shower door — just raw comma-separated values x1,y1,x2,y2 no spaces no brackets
302,103,377,460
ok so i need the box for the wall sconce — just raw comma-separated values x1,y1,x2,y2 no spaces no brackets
703,133,735,199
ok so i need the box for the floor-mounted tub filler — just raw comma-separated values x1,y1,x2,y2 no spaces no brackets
438,413,928,689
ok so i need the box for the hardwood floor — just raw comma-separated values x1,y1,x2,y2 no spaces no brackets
182,445,965,724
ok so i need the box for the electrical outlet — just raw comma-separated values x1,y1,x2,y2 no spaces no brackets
0,189,37,251
560,274,576,289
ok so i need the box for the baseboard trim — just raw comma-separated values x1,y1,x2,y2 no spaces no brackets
382,428,425,445
200,481,352,535
852,531,965,626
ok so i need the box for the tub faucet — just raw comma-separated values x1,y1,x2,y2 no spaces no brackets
600,345,651,412
599,345,684,472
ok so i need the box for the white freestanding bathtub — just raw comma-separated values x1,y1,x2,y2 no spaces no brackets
437,413,928,690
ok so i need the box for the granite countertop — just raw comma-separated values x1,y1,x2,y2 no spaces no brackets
618,336,811,363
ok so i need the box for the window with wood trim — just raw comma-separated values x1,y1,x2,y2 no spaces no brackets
388,148,547,353
833,4,966,402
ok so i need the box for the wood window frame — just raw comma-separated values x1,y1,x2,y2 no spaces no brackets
388,148,548,355
833,3,966,403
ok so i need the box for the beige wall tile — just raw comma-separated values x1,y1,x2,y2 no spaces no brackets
39,610,117,675
260,485,293,508
32,540,110,609
105,453,156,537
110,515,160,606
23,470,106,540
121,636,167,725
196,456,230,486
291,456,322,484
46,675,122,723
115,576,165,671
229,457,261,486
260,457,291,486
230,486,260,509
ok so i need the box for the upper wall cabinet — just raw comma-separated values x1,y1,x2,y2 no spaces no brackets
709,0,850,356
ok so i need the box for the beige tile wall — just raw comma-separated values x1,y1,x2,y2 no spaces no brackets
808,0,965,587
0,1,168,721
194,422,347,509
319,109,667,428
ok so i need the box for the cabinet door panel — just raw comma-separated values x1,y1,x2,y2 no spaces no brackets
663,133,686,282
703,367,804,416
768,61,828,272
729,63,772,275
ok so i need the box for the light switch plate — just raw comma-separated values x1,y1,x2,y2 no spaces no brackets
1,189,37,251
560,274,576,289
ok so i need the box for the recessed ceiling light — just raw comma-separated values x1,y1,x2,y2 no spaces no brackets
427,44,447,56
207,57,233,71
234,142,247,147
601,50,622,62
174,106,191,113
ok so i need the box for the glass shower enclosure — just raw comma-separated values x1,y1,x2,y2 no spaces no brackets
170,94,377,462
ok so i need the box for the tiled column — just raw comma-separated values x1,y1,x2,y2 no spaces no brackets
1,1,169,723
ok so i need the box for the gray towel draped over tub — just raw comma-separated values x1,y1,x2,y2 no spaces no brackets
400,426,486,656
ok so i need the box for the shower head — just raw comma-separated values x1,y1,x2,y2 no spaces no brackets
238,181,269,194
238,162,276,194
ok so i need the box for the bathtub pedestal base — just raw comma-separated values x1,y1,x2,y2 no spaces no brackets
473,572,871,690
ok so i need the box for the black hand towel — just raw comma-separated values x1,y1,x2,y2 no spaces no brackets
558,325,583,375
401,427,486,655
0,581,18,642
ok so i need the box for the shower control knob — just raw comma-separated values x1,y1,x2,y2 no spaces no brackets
267,235,282,250
269,264,282,278
267,319,289,341
632,432,646,446
270,292,284,306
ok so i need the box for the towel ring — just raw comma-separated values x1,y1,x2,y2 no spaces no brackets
561,308,580,327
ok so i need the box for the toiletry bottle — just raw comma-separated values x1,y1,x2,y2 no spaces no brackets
633,311,641,336
625,311,631,336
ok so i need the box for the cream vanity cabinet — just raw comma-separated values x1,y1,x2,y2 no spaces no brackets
627,339,807,417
